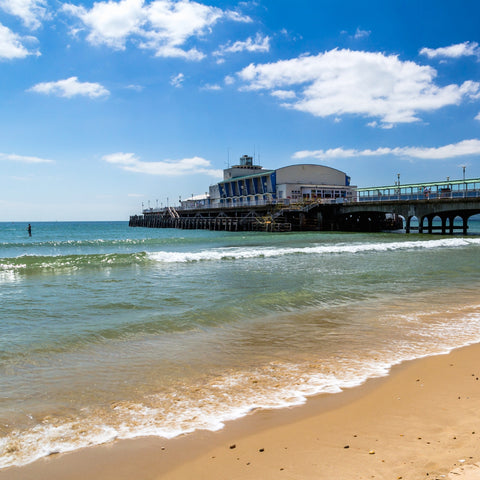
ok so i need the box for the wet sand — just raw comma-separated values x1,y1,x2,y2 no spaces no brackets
3,343,480,480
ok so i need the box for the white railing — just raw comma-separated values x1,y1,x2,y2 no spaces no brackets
357,189,480,203
142,188,480,215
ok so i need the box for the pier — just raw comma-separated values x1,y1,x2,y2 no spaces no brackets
130,177,480,234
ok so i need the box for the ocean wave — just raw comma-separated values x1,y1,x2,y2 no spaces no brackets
2,304,480,470
0,358,414,468
0,234,218,251
1,238,478,273
147,237,480,263
0,252,148,274
0,238,140,248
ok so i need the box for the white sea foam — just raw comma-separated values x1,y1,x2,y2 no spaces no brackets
147,237,480,263
2,306,480,470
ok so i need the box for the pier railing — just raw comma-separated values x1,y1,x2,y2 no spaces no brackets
357,178,480,203
140,179,480,215
142,197,344,215
357,189,480,202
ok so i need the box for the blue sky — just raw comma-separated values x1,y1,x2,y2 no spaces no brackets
1,0,480,221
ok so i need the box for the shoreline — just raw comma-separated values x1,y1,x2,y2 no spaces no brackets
3,343,480,479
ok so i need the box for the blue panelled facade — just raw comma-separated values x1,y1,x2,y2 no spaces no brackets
205,158,355,208
217,170,277,206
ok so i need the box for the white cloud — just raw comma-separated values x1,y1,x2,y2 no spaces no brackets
214,32,270,57
0,152,54,163
126,84,143,91
236,49,480,125
63,0,251,60
293,139,480,161
103,152,223,177
0,0,48,30
28,76,110,98
354,27,370,39
170,72,184,88
201,83,221,91
224,75,235,85
475,112,480,121
62,0,145,51
271,89,296,99
420,41,480,59
0,23,39,59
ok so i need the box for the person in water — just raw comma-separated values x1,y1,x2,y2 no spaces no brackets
27,224,32,236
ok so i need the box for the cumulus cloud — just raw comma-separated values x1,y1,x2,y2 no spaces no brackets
354,27,370,39
201,83,221,91
420,41,480,59
293,139,480,161
475,112,480,121
235,49,480,125
63,0,144,50
0,152,54,163
271,89,296,99
126,83,143,91
170,72,184,87
224,75,235,85
0,0,48,30
103,152,223,177
214,32,270,57
28,77,110,98
0,23,39,59
63,0,251,60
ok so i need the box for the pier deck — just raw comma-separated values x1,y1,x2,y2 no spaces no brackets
130,178,480,234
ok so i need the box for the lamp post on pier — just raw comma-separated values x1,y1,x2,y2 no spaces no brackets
397,173,400,200
460,165,466,197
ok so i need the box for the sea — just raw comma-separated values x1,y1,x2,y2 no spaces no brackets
1,219,480,469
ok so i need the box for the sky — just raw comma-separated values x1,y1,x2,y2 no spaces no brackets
1,0,480,221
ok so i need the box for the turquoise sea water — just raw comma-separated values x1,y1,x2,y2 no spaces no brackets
1,220,480,468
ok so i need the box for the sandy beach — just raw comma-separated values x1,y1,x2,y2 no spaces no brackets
3,342,480,480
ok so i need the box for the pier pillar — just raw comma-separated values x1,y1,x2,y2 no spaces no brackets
427,216,433,234
441,216,447,235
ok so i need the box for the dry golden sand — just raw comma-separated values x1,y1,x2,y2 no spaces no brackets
3,343,480,480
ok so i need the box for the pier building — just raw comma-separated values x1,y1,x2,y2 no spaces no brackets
180,155,355,209
130,155,480,233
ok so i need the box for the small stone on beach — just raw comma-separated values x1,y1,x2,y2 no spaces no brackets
230,444,236,449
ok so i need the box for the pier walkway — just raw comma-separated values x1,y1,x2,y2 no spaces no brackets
343,178,480,234
130,178,480,234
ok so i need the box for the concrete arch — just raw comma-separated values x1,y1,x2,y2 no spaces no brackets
405,215,419,233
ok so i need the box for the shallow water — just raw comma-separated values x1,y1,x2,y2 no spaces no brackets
1,221,480,468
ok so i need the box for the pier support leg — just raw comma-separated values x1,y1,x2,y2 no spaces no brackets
441,216,447,235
